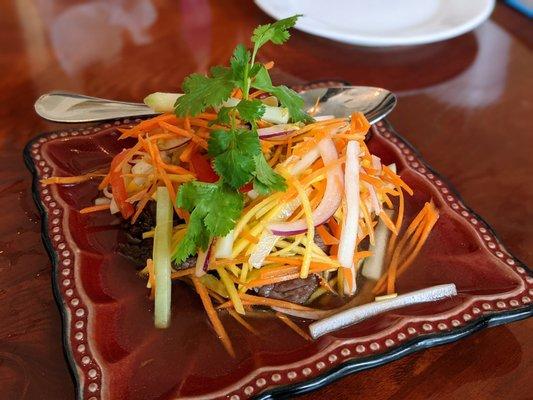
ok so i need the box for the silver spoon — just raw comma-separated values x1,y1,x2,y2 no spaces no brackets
34,87,396,124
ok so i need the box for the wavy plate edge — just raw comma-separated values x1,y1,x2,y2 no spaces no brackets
23,117,532,400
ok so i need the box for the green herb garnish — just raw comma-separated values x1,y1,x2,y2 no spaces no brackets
172,15,310,262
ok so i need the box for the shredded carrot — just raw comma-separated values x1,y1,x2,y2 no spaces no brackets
316,225,339,245
159,121,208,149
228,309,259,335
383,166,413,196
170,267,195,279
264,61,274,70
386,185,404,260
268,145,284,167
191,276,235,357
275,312,311,341
118,113,179,139
350,112,371,134
131,181,158,224
41,173,105,185
241,228,259,244
180,142,196,163
79,204,110,214
219,294,318,312
379,210,398,235
249,90,266,99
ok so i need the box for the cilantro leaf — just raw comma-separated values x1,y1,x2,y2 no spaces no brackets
210,106,232,126
252,15,301,49
252,154,287,195
173,181,244,262
207,129,232,156
209,128,261,189
230,44,251,90
175,66,235,116
236,99,265,124
252,66,313,123
203,184,243,235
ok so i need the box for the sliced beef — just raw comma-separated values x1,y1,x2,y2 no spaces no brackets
314,232,329,253
173,255,197,270
117,202,197,270
117,203,156,267
256,275,319,305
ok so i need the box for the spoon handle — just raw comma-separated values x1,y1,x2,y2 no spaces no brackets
34,92,158,123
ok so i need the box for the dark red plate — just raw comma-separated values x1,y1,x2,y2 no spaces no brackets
24,118,532,400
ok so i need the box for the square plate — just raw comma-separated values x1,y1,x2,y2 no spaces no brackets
24,117,532,400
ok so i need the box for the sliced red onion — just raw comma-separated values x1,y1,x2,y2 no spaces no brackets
268,138,343,236
258,124,299,139
158,137,190,151
337,141,360,295
309,284,458,339
195,241,213,277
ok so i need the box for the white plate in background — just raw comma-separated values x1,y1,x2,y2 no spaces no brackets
254,0,495,47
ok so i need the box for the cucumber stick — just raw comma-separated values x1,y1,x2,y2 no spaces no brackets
153,187,173,328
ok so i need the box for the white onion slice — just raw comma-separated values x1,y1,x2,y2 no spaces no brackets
109,197,119,214
268,138,343,236
313,115,335,121
215,231,234,258
131,160,154,186
103,186,113,199
309,284,458,339
337,141,360,295
367,183,381,215
258,124,299,139
289,148,320,176
362,209,393,280
94,197,111,206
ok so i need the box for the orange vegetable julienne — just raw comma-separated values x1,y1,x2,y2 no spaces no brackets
191,276,235,357
275,312,311,341
79,203,110,214
316,225,339,245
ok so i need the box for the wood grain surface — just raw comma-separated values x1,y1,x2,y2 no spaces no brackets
0,1,531,399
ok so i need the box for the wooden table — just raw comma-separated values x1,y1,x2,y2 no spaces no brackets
0,1,531,399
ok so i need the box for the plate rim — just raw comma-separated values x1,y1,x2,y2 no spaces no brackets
254,0,496,47
23,117,532,400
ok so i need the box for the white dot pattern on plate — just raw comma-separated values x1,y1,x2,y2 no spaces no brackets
27,118,533,400
369,342,380,351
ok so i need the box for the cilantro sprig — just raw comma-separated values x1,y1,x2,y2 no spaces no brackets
172,15,309,261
